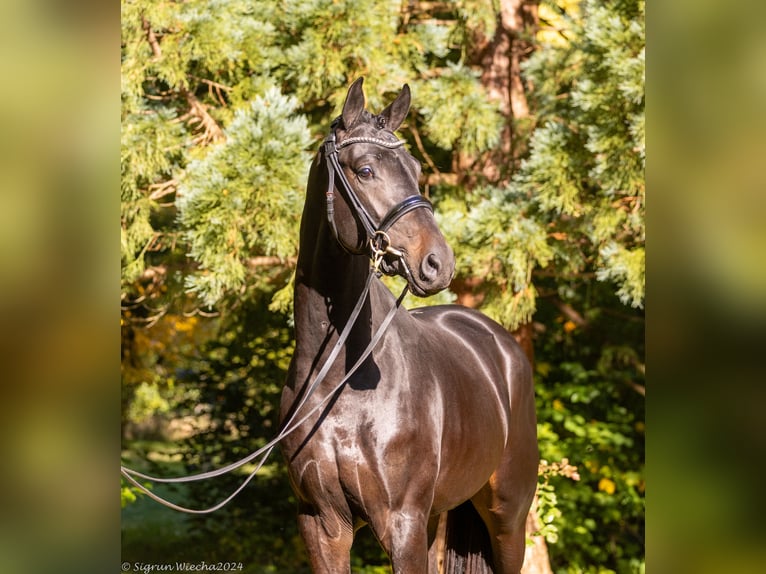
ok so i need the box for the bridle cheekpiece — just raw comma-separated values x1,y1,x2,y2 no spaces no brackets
322,118,433,271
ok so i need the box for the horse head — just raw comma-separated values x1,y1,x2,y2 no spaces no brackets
323,78,455,297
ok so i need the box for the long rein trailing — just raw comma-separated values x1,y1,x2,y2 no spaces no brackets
121,266,408,514
121,124,426,514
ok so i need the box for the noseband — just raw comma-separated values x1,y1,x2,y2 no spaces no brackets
322,119,433,264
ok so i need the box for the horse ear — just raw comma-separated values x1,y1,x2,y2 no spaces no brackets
378,84,411,132
341,78,366,129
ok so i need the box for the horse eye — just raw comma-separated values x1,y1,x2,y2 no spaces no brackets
357,167,374,180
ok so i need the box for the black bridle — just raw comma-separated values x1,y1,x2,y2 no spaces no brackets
322,118,433,265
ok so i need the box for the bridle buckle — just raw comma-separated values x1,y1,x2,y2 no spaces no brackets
370,231,404,272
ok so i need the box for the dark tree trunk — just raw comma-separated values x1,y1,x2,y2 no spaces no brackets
465,0,539,185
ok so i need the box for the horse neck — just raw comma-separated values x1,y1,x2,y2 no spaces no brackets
293,160,373,358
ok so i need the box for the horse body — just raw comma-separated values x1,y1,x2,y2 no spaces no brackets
280,79,537,573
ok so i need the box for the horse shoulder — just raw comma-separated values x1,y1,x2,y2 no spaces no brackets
409,305,526,361
407,304,533,413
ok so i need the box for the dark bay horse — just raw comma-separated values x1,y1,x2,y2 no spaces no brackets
279,78,538,574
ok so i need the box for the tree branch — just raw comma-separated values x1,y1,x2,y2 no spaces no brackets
625,379,646,396
141,16,162,60
246,256,297,268
183,307,220,318
552,298,588,328
190,76,232,106
407,120,441,177
148,179,178,201
181,87,225,144
140,17,225,145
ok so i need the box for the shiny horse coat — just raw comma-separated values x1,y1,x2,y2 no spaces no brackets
280,79,538,574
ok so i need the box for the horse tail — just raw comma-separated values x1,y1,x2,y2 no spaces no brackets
441,501,495,574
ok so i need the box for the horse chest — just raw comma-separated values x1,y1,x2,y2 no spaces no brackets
288,388,434,496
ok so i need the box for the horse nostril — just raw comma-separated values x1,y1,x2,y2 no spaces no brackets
421,252,441,282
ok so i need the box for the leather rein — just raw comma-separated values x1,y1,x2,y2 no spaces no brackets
120,123,432,514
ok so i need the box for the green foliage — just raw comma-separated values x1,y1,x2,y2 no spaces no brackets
279,0,409,108
176,88,311,306
532,279,645,573
120,106,186,284
524,0,645,309
518,120,586,217
455,0,498,42
444,0,645,330
415,64,504,154
596,242,645,308
120,485,138,508
174,290,307,571
535,458,580,544
126,381,171,422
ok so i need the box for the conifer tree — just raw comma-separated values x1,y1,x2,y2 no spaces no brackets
449,0,645,330
120,0,504,311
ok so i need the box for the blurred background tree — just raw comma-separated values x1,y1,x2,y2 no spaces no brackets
121,0,644,572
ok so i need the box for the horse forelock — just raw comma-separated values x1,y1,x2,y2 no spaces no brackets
337,111,400,146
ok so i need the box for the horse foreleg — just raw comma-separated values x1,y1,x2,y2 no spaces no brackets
298,503,354,574
472,456,538,574
368,509,430,574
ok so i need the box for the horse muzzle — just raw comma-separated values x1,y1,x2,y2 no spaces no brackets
383,245,454,297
